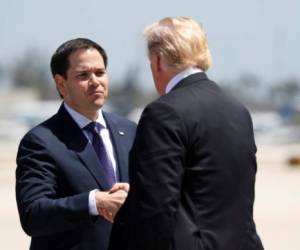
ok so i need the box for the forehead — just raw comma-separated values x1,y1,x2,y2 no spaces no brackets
68,48,105,69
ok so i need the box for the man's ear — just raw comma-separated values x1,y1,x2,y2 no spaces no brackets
54,74,65,97
154,53,162,72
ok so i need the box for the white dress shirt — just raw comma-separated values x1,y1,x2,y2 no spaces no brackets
64,102,117,216
165,67,202,94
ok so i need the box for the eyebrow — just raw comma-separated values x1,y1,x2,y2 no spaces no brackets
74,67,106,72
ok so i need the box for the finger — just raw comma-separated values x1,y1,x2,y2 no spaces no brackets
121,183,130,192
109,183,130,193
100,208,113,223
109,186,119,194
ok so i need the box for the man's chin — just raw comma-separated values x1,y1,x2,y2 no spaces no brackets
92,99,105,109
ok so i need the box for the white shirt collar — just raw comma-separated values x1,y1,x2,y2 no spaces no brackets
165,67,202,94
63,102,107,129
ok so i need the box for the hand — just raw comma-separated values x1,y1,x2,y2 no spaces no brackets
109,182,130,194
98,206,114,223
95,189,128,222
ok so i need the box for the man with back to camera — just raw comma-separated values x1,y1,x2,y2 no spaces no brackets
15,38,136,250
109,17,264,250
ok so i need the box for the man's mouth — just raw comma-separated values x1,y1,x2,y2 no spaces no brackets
88,90,104,96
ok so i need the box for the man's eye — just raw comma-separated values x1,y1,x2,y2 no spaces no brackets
95,71,105,77
76,72,88,79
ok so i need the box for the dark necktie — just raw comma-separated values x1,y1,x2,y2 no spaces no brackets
84,122,116,188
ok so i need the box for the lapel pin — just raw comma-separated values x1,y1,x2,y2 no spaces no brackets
118,131,125,136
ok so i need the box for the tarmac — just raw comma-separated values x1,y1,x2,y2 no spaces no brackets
1,141,300,250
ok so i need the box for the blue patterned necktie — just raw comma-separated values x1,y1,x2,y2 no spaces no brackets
84,122,116,188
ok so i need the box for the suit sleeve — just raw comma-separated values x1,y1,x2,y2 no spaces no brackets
111,100,188,250
15,132,91,237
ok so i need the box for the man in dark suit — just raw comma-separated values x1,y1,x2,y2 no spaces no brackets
15,38,136,250
109,17,264,250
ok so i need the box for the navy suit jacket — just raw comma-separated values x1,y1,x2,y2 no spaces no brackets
109,73,264,250
16,104,136,250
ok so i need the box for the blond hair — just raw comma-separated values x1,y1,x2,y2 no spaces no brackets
144,17,212,71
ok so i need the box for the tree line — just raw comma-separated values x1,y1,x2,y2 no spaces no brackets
1,50,300,118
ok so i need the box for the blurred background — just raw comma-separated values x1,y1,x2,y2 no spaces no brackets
1,0,300,249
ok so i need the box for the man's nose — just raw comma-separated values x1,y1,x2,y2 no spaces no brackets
89,73,99,86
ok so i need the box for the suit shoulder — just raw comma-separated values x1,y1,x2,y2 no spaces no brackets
144,98,176,113
20,113,59,143
141,99,183,126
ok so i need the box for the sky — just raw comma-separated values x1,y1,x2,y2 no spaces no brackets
1,0,299,89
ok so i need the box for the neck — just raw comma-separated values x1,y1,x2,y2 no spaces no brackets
82,111,99,121
159,69,180,95
64,102,99,121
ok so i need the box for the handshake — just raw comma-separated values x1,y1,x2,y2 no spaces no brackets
95,183,129,223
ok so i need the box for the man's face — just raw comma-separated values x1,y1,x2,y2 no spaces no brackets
55,48,108,118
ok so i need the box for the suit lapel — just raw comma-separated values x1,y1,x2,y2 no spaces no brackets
72,138,111,190
103,112,129,182
56,104,111,190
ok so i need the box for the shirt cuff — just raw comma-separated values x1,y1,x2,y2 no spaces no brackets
89,189,99,216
